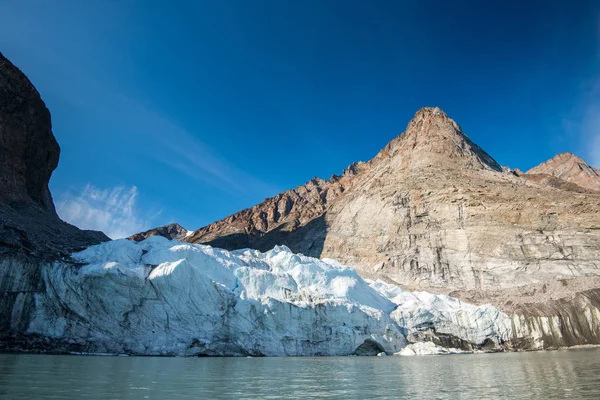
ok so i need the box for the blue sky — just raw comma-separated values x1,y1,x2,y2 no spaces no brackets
1,0,599,238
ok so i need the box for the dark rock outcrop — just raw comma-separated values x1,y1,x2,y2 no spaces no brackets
0,54,58,211
0,52,108,259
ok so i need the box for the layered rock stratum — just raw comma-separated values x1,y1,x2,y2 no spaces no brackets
183,107,600,349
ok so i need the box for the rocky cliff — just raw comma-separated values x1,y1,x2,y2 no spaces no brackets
185,107,600,349
0,52,109,258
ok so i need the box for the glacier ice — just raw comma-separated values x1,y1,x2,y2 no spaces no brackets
25,237,514,356
396,342,468,356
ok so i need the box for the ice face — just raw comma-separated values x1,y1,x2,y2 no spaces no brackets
27,239,513,356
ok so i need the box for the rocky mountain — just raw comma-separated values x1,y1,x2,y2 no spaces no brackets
186,107,503,253
526,152,600,192
128,223,191,242
185,107,600,349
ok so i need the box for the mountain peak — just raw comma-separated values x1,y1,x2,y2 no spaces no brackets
386,107,502,172
129,223,191,242
405,107,453,133
526,152,600,191
413,106,449,119
548,152,585,164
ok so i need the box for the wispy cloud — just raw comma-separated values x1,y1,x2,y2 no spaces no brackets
582,79,600,168
575,14,600,168
56,184,160,239
2,45,279,199
78,76,279,197
151,128,277,196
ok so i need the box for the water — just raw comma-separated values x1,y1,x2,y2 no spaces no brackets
0,349,599,399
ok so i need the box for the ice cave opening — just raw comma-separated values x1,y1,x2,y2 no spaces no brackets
353,339,386,356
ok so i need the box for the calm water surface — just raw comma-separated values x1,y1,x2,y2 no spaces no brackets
0,348,599,399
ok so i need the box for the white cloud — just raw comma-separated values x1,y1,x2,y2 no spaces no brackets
56,184,159,239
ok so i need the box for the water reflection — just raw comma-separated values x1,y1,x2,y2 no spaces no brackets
0,349,598,399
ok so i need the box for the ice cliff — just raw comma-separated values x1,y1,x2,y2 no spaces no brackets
20,237,514,356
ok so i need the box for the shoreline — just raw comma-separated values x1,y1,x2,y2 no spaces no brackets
2,343,599,358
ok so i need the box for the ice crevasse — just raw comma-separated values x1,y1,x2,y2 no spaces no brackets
27,237,514,356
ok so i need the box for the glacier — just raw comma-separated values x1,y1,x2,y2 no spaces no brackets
24,237,515,356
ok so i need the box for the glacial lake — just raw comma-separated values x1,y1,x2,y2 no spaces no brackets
1,349,599,399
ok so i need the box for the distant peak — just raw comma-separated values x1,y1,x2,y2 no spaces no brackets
150,222,187,231
128,222,190,242
526,152,600,191
165,222,186,229
527,152,592,173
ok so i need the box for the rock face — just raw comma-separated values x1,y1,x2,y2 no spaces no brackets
188,167,366,253
129,223,191,242
526,152,600,192
0,52,109,258
0,54,59,211
186,107,600,349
